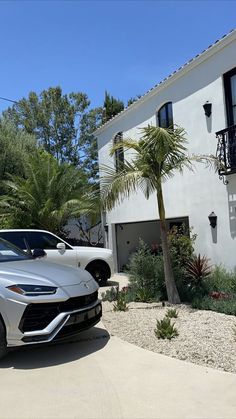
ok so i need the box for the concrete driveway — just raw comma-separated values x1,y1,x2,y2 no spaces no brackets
0,276,236,419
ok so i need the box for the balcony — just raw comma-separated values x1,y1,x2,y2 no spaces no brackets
216,124,236,176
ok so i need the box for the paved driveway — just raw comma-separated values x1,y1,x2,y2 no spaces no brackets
0,276,236,419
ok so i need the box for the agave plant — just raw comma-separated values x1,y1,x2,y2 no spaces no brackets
154,316,179,340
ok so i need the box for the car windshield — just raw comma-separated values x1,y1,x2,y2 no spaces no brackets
0,239,32,263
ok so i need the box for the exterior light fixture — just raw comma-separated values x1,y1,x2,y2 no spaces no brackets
203,101,212,117
208,212,217,228
104,224,108,233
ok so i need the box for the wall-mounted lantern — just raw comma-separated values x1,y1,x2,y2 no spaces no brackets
203,101,212,117
104,224,108,233
208,212,217,228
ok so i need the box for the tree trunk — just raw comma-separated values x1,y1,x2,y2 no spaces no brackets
156,185,180,304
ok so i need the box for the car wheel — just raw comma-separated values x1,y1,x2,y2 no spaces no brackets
0,318,7,360
86,262,109,286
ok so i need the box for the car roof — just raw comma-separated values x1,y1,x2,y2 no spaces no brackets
0,229,54,233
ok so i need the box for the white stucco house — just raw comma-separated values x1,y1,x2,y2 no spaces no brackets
95,29,236,272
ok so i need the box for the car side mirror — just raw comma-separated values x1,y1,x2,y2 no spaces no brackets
32,248,47,259
56,242,66,251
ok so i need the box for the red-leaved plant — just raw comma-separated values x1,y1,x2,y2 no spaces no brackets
209,291,230,300
185,254,212,286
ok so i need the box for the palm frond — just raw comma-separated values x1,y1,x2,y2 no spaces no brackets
100,162,143,211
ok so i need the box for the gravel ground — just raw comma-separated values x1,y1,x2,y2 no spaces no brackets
102,301,236,373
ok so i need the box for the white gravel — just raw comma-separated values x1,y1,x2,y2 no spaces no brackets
102,301,236,373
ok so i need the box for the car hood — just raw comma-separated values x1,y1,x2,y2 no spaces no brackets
0,259,93,288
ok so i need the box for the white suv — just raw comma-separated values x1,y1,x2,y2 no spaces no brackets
0,229,114,286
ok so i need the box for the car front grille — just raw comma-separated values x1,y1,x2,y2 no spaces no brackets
19,291,98,332
55,310,102,340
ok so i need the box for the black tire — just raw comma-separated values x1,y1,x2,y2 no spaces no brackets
0,318,7,360
86,262,109,287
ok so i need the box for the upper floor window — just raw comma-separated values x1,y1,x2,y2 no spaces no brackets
157,102,173,128
224,67,236,127
113,132,124,171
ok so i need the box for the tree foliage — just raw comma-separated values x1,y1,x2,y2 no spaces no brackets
102,91,124,123
127,95,142,106
0,119,36,183
0,150,96,234
79,107,103,181
3,87,91,167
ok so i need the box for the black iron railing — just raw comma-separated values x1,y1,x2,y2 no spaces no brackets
216,124,236,176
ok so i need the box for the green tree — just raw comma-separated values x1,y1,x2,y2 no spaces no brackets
100,125,195,304
127,95,142,106
0,150,95,234
3,87,90,166
102,91,124,123
79,107,103,181
0,119,36,183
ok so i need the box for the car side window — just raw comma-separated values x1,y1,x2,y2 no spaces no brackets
0,232,27,250
26,232,71,250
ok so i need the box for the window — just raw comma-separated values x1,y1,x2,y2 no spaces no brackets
26,232,71,250
113,132,124,172
223,68,236,169
0,232,27,250
157,102,173,128
224,67,236,127
0,239,30,263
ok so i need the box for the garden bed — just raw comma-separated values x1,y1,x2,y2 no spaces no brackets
102,301,236,373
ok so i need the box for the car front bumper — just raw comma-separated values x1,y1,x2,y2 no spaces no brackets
5,296,102,347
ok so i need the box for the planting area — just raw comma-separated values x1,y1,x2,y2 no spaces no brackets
102,301,236,373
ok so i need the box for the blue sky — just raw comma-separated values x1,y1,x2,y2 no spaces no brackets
0,0,235,113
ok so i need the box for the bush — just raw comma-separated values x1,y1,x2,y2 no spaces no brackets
134,287,158,303
186,254,212,282
101,286,118,302
127,239,166,301
167,226,198,302
113,290,129,312
166,308,178,318
168,225,196,268
191,295,236,316
154,317,179,340
206,266,236,294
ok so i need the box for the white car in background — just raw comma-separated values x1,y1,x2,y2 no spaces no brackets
0,230,114,286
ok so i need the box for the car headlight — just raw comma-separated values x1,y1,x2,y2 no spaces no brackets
7,284,57,296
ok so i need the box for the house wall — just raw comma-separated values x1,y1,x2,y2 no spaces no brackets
97,35,236,271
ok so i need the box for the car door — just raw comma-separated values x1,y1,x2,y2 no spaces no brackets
26,231,78,268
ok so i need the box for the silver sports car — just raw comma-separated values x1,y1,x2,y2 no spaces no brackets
0,239,102,359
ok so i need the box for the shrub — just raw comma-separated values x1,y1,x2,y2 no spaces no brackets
191,296,236,316
166,308,178,318
113,291,129,312
206,265,236,294
168,225,196,268
154,317,179,340
101,286,118,302
167,226,198,302
209,291,230,300
134,287,156,303
184,254,211,299
186,254,212,282
127,239,166,301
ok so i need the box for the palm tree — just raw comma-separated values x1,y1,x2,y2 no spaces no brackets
100,125,194,304
0,150,97,234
